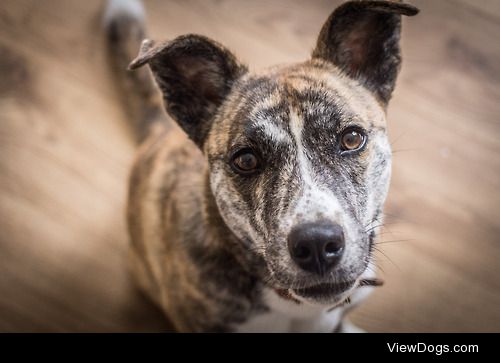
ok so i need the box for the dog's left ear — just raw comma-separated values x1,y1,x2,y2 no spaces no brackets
129,34,247,147
312,0,419,105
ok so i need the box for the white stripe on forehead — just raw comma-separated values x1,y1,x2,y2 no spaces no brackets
287,108,345,226
289,109,313,185
252,118,291,144
250,95,292,144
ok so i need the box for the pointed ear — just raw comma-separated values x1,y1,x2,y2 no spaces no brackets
312,1,418,104
129,34,247,147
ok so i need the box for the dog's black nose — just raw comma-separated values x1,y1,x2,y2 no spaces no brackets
287,222,345,275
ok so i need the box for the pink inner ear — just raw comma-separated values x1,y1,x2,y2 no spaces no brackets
341,15,379,76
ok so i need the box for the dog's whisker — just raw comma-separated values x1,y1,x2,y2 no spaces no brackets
389,131,408,148
365,223,385,233
372,246,401,272
376,238,414,245
358,278,384,287
375,230,400,237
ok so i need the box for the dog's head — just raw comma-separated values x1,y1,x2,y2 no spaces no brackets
131,1,418,305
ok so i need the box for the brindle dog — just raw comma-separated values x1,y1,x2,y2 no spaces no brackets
104,0,418,332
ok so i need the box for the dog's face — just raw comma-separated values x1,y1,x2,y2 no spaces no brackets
131,1,418,304
205,61,391,304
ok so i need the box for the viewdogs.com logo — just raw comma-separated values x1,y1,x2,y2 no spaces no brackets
387,343,479,355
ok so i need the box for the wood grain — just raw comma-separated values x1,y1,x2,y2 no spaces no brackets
0,0,498,332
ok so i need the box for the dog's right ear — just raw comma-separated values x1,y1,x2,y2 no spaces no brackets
129,35,247,147
312,1,419,105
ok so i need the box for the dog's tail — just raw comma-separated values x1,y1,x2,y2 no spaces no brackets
103,0,166,143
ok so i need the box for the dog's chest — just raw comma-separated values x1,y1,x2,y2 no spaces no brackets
234,288,343,333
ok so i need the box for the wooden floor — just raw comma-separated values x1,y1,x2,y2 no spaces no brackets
0,0,499,332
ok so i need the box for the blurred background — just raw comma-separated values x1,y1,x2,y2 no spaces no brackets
0,0,499,332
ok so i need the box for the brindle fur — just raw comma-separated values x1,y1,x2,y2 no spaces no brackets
104,0,418,332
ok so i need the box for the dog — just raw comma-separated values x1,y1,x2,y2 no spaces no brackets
104,0,418,332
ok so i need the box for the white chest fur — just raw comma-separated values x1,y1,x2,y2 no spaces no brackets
235,270,377,333
235,288,344,333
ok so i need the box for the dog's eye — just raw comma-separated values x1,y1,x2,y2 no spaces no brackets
340,128,366,152
230,149,260,175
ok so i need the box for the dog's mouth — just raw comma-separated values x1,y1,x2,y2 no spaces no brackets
274,278,383,305
274,280,354,305
292,280,355,303
293,280,355,298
